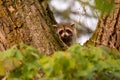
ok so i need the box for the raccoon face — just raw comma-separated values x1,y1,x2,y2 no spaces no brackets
58,27,73,39
53,23,76,45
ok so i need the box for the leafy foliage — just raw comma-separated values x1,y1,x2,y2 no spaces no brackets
0,43,42,80
0,44,120,80
40,44,120,80
95,0,114,13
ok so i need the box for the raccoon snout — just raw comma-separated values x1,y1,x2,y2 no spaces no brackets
63,34,68,37
61,33,70,38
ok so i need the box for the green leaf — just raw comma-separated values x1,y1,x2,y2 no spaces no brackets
0,61,6,76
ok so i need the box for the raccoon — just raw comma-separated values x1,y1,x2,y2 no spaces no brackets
53,23,77,46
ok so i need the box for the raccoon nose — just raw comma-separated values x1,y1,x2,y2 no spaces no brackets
64,33,69,37
64,34,67,37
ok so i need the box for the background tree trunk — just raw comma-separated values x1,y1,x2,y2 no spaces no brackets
87,0,120,52
0,0,66,55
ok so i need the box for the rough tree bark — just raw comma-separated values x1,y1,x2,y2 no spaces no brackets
0,0,66,55
87,0,120,53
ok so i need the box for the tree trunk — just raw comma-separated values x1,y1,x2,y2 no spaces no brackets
0,0,66,55
87,0,120,52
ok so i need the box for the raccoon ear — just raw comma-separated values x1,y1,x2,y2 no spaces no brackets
70,23,75,27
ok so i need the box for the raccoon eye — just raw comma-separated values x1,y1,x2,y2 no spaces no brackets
59,30,63,35
66,30,72,35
